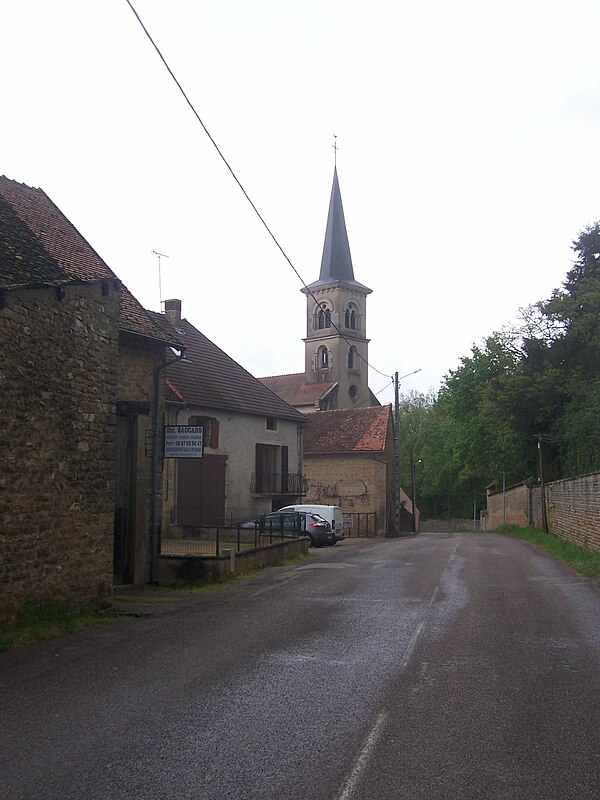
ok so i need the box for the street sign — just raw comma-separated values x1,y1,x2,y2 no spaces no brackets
164,425,204,458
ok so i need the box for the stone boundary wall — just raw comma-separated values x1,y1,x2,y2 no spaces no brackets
485,482,530,529
420,519,480,532
0,280,119,621
485,474,600,552
544,474,600,552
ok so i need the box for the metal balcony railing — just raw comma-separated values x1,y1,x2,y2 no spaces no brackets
249,472,307,495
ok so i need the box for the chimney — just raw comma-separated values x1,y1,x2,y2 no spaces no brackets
164,298,181,325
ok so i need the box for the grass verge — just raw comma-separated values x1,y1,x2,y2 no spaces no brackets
0,602,118,653
495,524,600,581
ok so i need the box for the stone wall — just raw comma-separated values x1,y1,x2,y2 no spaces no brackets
545,474,600,552
485,475,600,552
116,335,164,584
304,453,391,535
0,280,120,620
485,482,531,529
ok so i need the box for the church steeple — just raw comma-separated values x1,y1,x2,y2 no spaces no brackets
319,167,355,283
301,165,374,410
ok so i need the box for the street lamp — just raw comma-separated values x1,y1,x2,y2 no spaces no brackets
411,453,422,533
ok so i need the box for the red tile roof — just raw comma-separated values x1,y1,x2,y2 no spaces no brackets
303,405,393,454
0,176,177,345
154,314,307,423
259,373,337,408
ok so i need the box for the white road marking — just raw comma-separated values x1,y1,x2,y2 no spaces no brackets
334,711,387,800
401,621,425,670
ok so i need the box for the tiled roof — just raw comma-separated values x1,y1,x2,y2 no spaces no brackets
153,314,307,423
303,405,393,454
0,176,177,345
259,373,337,408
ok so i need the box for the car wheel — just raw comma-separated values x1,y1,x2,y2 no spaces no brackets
307,534,316,547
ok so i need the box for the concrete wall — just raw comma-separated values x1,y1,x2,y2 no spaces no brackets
157,537,308,585
0,280,119,621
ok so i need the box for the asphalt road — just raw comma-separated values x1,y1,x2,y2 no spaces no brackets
1,534,599,800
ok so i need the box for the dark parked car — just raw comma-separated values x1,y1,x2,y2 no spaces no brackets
241,511,335,547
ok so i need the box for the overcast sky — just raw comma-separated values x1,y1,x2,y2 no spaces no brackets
3,1,600,404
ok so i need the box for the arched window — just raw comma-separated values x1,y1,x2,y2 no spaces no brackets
317,345,329,370
345,302,357,330
317,303,332,330
347,346,358,370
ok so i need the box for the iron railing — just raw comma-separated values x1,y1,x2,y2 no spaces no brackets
161,516,306,558
249,471,307,495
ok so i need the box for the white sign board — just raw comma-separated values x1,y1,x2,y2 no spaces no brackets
164,426,204,458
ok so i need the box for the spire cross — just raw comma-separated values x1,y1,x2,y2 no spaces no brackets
332,134,338,166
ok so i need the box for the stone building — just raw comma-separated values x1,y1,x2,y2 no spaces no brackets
261,168,408,534
152,299,307,530
0,177,181,619
261,167,379,412
302,405,415,536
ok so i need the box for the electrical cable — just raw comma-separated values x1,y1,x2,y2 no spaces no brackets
124,0,392,379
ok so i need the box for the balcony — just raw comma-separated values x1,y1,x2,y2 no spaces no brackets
250,472,307,496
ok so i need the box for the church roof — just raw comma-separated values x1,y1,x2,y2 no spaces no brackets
303,405,392,454
304,167,371,294
0,176,177,345
153,313,306,423
259,373,337,408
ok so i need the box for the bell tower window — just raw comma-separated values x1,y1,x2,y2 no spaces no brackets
345,302,357,330
316,345,330,370
316,303,332,330
347,346,358,370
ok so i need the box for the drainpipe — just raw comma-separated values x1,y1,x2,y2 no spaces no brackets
150,349,185,584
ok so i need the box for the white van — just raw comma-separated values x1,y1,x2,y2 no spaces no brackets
276,504,345,543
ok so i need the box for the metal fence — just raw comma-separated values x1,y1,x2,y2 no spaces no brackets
161,520,306,558
343,512,378,537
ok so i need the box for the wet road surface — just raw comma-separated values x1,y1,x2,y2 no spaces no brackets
1,533,599,799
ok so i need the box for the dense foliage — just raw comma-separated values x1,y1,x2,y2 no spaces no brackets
400,222,600,519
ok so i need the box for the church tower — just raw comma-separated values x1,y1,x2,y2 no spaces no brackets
301,167,373,410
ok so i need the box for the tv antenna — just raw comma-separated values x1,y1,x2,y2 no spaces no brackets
151,250,169,307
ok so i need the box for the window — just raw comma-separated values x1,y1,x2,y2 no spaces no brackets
316,303,332,330
255,444,279,493
266,416,278,431
349,385,358,400
345,302,357,330
188,415,219,448
316,345,329,370
347,346,358,370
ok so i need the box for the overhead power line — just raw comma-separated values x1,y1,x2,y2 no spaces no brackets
124,0,392,379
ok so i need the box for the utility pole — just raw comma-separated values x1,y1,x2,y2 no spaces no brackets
393,368,421,536
394,372,400,536
537,435,549,533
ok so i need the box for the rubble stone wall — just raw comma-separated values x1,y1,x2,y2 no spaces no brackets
0,280,119,620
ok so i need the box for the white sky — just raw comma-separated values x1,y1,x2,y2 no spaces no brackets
3,0,600,404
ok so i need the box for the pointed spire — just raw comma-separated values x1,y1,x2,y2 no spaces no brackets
319,167,355,282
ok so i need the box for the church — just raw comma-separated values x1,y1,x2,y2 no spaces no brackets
261,166,379,413
261,167,414,535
